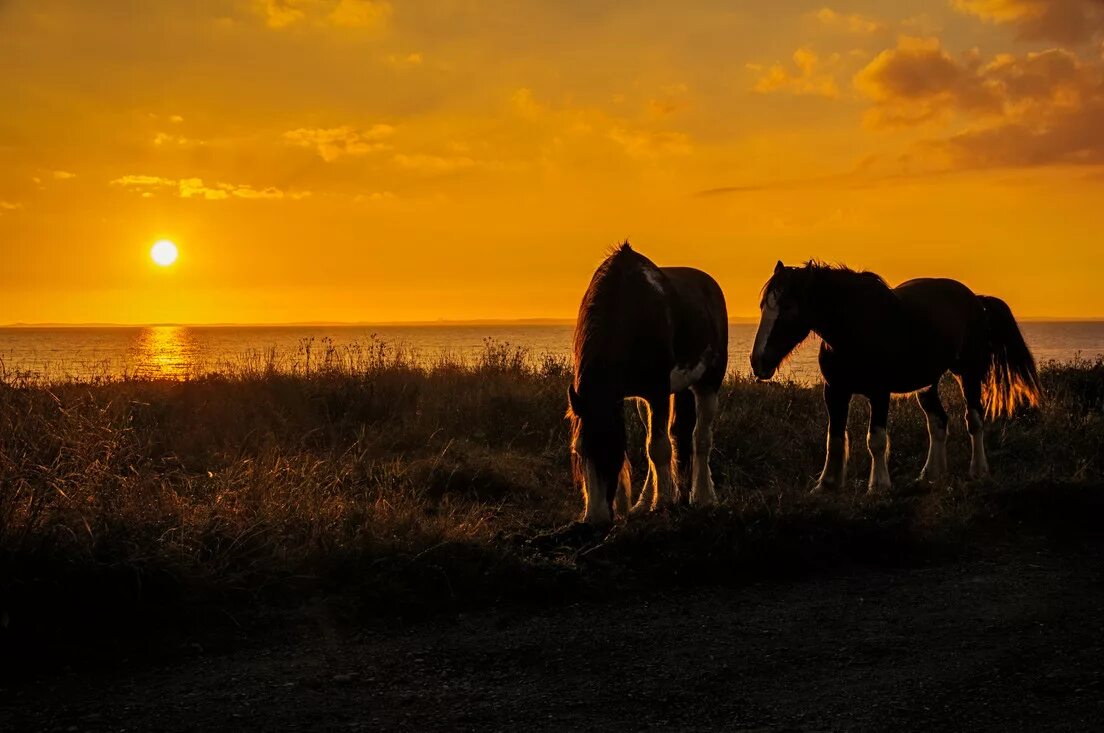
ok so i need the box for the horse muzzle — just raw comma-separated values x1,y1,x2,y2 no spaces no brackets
750,354,777,381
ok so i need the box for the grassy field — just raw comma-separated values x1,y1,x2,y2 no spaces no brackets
2,340,1102,669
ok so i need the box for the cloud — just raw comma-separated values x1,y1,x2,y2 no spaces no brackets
854,37,1003,126
112,175,306,200
952,0,1104,44
646,83,690,117
283,124,394,161
606,128,692,157
511,87,545,119
392,153,476,173
507,87,695,161
111,174,176,188
750,47,840,98
254,0,306,28
353,191,396,202
0,200,22,214
814,7,885,34
328,0,391,29
386,52,423,67
856,37,1104,168
153,132,198,146
254,0,391,30
178,178,230,200
52,170,76,179
938,97,1104,167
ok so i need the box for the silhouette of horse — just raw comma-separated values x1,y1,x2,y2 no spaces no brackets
568,243,728,525
750,261,1040,492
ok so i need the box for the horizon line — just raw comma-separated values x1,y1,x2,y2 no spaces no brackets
4,315,1104,328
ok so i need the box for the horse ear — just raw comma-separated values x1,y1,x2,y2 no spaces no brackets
567,384,581,416
775,260,784,274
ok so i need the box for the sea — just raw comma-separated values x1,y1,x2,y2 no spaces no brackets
1,322,1102,385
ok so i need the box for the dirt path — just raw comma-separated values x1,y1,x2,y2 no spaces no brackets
5,541,1104,732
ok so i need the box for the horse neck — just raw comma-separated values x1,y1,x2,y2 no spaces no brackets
805,271,892,351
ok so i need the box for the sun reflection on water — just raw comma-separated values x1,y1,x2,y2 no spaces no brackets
132,326,196,379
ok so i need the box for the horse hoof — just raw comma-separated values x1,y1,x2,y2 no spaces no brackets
920,472,948,489
867,481,892,495
689,491,717,507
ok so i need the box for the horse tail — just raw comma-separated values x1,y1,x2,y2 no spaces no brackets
979,295,1041,419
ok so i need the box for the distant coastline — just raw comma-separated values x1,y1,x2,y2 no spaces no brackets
4,316,1102,329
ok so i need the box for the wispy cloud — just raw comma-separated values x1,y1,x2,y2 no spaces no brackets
386,52,423,67
284,124,394,161
952,0,1104,43
749,48,840,98
112,175,309,200
254,0,391,30
328,0,391,29
392,153,476,173
607,128,692,157
813,7,885,34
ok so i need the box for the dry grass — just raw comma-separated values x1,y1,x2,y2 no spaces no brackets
1,341,1102,668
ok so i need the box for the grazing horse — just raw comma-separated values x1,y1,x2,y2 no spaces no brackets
568,243,728,525
750,261,1040,492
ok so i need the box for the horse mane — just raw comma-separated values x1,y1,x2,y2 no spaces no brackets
572,241,647,385
764,259,890,302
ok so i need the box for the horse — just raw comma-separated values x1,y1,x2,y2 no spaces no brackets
750,260,1040,492
567,243,728,525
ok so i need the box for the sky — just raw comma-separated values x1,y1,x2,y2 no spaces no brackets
2,0,1104,324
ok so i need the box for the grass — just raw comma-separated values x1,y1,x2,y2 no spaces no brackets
2,340,1102,669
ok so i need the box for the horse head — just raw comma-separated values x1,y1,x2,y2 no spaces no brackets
751,260,812,380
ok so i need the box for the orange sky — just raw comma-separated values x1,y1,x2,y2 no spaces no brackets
2,0,1104,324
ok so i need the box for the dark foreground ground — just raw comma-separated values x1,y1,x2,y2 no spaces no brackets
5,533,1103,732
4,355,1104,730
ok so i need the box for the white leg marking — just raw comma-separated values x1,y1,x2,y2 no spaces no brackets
751,291,780,367
815,433,849,491
670,359,707,392
613,461,632,516
967,408,989,479
641,400,676,509
632,401,656,514
690,388,719,506
632,467,656,513
582,458,612,525
867,426,891,492
653,456,677,506
921,414,948,483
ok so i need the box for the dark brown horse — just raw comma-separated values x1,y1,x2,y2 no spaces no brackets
751,261,1040,491
568,243,728,524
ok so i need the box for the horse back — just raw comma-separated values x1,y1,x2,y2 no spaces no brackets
893,278,986,331
892,277,988,369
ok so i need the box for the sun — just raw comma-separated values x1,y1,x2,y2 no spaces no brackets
150,239,179,267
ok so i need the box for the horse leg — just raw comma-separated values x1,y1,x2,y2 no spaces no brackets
671,390,696,505
689,385,719,506
917,383,949,485
637,392,676,510
814,383,851,492
961,375,990,479
582,457,613,525
866,392,892,493
628,398,650,510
